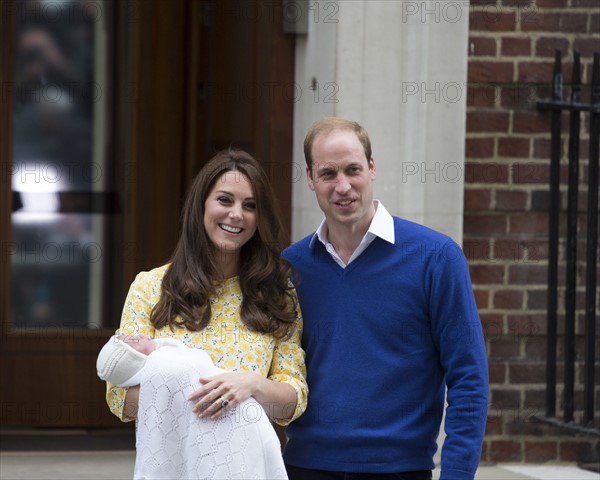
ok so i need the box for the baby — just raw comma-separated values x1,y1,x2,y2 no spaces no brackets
97,335,287,480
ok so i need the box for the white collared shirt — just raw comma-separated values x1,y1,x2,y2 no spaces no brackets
309,200,395,268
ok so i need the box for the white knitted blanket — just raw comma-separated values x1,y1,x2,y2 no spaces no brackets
132,341,287,479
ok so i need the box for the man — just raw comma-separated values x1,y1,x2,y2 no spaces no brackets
283,117,488,480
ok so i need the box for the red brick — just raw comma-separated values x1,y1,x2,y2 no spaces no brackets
572,0,600,6
501,37,531,56
573,38,600,57
486,416,503,435
465,214,507,236
491,388,520,409
466,137,495,158
518,62,555,83
464,189,492,211
508,265,548,284
469,264,505,284
523,389,545,409
506,314,547,337
471,0,498,5
513,163,549,184
486,405,504,434
509,362,545,383
489,339,521,359
560,60,577,82
494,290,524,309
469,36,497,56
498,138,530,158
509,213,549,235
560,13,589,33
559,441,591,462
500,0,532,6
506,418,546,436
512,162,550,185
467,111,510,133
523,339,546,361
481,313,504,340
467,85,497,108
465,162,509,183
488,362,507,383
518,5,544,30
496,190,528,211
513,111,552,134
559,442,578,462
535,0,563,7
489,441,522,462
526,290,547,310
532,138,553,159
536,37,570,58
583,63,595,85
521,12,560,31
580,141,591,162
494,238,524,260
530,189,553,211
525,441,557,462
463,239,493,260
470,9,517,32
591,14,600,34
525,240,548,261
499,85,540,109
534,84,553,102
474,289,490,309
469,61,514,83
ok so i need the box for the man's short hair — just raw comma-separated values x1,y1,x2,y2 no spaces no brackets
303,117,372,172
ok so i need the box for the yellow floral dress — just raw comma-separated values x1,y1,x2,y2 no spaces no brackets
105,265,307,426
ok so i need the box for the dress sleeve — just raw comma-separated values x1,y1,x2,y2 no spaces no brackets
105,271,157,422
268,292,308,426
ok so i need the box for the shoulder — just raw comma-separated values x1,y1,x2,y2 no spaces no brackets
393,216,456,246
391,217,464,264
133,264,170,285
126,265,170,302
283,234,314,261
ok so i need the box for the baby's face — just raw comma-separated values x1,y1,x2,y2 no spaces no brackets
118,335,156,355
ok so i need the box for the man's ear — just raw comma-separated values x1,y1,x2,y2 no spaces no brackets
306,167,316,191
369,157,376,180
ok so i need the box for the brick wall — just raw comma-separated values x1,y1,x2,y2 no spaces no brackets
465,0,600,464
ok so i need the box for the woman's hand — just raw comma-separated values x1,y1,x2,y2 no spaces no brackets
188,372,261,420
123,385,140,420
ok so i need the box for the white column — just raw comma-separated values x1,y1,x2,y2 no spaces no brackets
291,0,470,245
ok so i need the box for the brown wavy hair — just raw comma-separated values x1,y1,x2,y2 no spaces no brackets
150,148,298,339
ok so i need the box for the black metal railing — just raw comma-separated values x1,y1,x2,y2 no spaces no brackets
534,50,600,437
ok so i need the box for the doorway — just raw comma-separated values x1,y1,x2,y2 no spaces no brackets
0,0,295,429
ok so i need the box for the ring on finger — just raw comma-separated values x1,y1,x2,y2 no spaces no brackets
220,397,230,409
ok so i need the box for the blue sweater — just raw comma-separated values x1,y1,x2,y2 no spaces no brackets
283,217,488,480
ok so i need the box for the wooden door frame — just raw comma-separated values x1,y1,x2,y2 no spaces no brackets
0,0,131,427
1,1,15,339
0,0,295,428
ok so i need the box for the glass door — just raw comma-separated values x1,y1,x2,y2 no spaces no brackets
10,0,110,330
0,0,129,428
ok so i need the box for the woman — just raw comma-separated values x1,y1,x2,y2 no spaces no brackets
105,149,307,478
